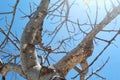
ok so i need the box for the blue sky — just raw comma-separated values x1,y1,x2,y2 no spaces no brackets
0,0,120,80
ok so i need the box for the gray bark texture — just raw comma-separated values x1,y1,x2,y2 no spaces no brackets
0,0,120,80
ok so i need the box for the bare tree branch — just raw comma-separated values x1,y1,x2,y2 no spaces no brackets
0,61,26,79
1,0,120,80
54,3,120,76
0,0,19,49
86,57,110,80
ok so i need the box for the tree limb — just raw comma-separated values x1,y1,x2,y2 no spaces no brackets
0,62,26,79
54,4,120,76
20,1,51,80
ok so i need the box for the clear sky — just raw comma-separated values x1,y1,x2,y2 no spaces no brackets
0,0,120,80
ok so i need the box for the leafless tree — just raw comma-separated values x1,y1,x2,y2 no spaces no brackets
0,0,120,80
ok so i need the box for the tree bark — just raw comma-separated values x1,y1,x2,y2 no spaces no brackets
54,4,120,76
20,0,51,80
1,1,120,80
